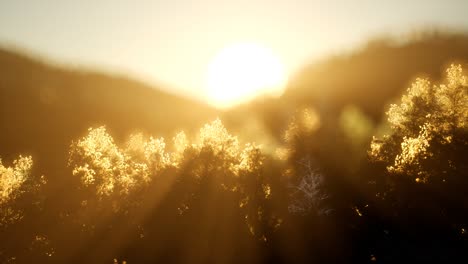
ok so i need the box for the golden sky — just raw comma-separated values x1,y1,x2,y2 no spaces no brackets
1,0,467,105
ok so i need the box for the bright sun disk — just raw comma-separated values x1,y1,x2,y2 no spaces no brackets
206,43,287,108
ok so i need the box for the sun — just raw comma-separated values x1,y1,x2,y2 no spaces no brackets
205,42,288,108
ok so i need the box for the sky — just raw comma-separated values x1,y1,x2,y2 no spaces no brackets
1,0,468,104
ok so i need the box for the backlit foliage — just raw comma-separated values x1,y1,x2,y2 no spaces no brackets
370,64,468,182
171,131,188,165
179,119,243,182
69,119,278,238
0,156,32,205
69,127,162,196
0,155,35,225
69,120,268,194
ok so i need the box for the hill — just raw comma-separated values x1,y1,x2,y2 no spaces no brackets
3,32,468,171
225,31,468,139
0,48,217,183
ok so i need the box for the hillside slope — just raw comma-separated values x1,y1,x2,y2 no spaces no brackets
0,48,217,178
225,32,468,138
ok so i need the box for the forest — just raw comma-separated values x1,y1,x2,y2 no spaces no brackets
1,32,468,263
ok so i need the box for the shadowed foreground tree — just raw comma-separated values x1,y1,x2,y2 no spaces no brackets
0,155,47,262
271,108,353,263
65,119,283,263
368,64,468,262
